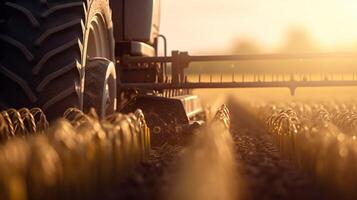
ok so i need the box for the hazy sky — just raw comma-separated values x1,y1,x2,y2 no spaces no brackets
160,0,357,54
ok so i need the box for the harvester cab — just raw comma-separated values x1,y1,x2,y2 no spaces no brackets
1,0,357,145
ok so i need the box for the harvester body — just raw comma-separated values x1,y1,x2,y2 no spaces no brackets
110,0,161,57
1,0,357,145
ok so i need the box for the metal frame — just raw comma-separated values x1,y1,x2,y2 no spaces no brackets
120,51,357,95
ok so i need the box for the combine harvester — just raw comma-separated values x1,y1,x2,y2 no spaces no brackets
1,0,356,143
0,0,357,198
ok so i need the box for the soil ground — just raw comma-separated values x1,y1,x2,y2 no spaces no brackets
100,99,336,200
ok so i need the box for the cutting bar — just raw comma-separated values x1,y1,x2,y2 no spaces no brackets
121,51,357,94
124,51,357,63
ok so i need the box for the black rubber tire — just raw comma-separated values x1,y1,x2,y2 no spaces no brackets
0,0,115,120
83,57,117,119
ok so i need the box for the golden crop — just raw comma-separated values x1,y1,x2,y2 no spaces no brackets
255,101,357,197
0,108,150,200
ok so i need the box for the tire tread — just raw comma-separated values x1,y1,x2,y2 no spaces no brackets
0,0,86,118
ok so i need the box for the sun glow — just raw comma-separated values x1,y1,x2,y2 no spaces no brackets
161,0,357,53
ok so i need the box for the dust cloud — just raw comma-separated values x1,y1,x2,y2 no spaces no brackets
165,121,243,200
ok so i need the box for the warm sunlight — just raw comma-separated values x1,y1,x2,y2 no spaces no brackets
3,1,357,200
161,0,357,53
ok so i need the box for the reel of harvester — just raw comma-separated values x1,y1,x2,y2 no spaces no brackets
121,51,357,94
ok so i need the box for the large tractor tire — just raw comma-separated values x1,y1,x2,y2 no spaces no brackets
83,57,117,119
0,0,115,120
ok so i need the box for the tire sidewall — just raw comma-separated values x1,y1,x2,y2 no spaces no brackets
80,0,115,110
